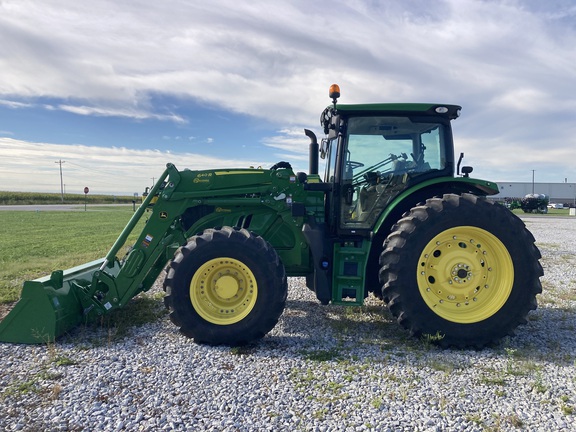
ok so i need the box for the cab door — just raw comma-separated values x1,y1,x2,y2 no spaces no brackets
337,116,448,235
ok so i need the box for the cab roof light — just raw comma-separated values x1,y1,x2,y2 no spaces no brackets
435,106,461,119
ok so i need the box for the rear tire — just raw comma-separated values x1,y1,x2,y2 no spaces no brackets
164,227,287,345
379,193,542,348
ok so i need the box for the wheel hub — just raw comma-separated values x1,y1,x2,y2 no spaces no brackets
215,275,239,299
452,264,471,284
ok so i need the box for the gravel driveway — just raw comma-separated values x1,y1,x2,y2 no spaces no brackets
0,216,574,431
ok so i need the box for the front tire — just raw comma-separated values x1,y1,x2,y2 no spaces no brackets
164,227,287,345
379,193,542,348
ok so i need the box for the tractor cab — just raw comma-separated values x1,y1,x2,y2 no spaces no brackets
317,85,462,237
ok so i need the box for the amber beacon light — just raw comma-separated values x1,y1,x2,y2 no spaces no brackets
329,84,341,101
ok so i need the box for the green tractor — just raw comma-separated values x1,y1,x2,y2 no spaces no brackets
0,85,542,348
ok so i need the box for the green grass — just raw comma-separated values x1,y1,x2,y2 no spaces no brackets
0,191,137,205
300,347,342,362
0,207,145,303
511,207,570,216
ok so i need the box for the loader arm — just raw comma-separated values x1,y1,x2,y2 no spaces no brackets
0,163,319,343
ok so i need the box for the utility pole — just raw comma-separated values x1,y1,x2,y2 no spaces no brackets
531,170,535,195
151,177,155,186
55,160,65,203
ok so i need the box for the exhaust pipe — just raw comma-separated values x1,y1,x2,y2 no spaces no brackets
305,129,318,175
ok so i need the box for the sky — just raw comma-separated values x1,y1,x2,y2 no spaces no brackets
1,0,576,195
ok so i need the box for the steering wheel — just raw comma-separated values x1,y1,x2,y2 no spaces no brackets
347,161,364,170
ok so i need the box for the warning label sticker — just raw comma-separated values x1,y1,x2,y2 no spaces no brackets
142,234,153,248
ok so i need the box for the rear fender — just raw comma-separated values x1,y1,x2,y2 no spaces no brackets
373,177,499,236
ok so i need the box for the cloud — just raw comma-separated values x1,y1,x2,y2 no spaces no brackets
1,2,572,116
0,137,271,195
262,128,309,157
58,104,187,123
1,0,575,183
1,1,573,121
0,99,33,109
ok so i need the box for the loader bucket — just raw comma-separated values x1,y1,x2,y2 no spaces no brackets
0,165,173,344
0,259,105,344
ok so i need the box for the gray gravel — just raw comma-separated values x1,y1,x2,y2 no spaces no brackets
1,216,575,431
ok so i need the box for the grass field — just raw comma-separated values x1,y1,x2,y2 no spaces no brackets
0,207,145,303
0,191,138,205
511,207,571,216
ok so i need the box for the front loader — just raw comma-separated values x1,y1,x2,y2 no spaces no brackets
0,85,542,348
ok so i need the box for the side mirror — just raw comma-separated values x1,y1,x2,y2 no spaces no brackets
327,115,341,140
461,166,473,178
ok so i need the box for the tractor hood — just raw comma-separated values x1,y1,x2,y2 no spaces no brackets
166,167,301,201
187,169,273,189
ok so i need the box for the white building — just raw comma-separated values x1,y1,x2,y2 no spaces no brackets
493,182,576,205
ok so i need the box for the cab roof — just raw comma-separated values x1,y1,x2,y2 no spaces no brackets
333,103,462,120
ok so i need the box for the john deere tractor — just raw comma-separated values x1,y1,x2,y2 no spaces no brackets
0,85,542,348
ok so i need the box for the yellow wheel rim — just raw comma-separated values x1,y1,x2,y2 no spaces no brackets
417,226,514,323
190,257,257,325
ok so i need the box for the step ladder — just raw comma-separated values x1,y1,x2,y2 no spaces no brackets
331,241,369,305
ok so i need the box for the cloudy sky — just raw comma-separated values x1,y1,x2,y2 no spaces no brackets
1,0,575,195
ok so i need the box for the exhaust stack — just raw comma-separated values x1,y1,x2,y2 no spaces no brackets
305,129,319,175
